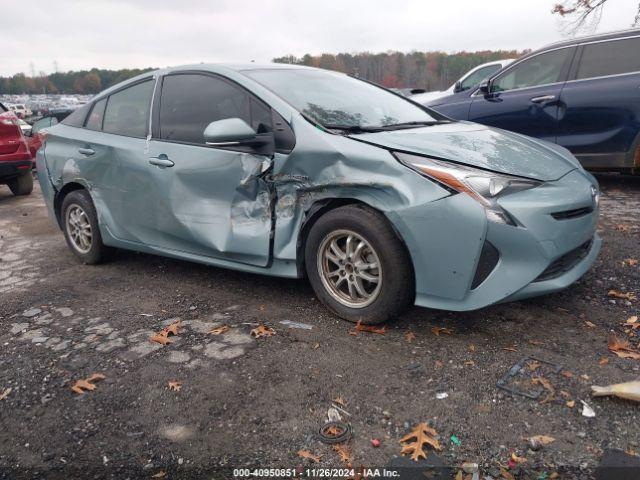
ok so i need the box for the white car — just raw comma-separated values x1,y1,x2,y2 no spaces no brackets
411,59,514,104
8,104,32,118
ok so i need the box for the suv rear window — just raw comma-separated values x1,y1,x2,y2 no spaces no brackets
576,36,640,80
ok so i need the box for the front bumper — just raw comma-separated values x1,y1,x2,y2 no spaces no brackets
387,168,601,311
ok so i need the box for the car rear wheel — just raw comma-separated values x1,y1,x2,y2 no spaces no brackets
61,190,112,264
305,204,414,324
8,172,33,196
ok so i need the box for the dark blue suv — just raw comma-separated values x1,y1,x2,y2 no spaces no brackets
422,29,640,174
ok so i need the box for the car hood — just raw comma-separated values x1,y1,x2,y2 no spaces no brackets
353,122,578,181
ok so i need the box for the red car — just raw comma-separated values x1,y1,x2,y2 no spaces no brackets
0,101,33,196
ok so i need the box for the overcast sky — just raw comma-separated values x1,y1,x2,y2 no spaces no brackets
2,0,638,76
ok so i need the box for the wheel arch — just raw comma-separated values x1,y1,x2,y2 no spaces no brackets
295,198,415,287
54,182,88,228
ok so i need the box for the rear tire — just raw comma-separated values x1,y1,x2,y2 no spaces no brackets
61,190,112,264
305,204,414,324
8,172,33,196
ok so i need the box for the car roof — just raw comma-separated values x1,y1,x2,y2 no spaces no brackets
536,27,640,52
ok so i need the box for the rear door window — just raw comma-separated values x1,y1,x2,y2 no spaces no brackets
103,79,154,138
158,73,253,144
491,48,572,92
85,98,107,131
576,36,640,80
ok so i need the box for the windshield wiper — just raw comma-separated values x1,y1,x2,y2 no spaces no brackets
380,120,451,130
323,124,385,134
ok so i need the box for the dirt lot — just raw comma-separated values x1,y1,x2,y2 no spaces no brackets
0,174,639,479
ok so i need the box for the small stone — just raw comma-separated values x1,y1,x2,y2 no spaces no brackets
10,323,29,334
143,463,154,471
23,308,42,318
55,307,74,317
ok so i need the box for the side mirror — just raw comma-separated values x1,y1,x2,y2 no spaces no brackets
203,118,274,155
478,80,491,95
453,81,463,93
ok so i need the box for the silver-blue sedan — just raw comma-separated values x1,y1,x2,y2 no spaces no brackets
36,64,601,324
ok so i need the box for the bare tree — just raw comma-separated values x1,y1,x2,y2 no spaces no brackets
552,0,640,34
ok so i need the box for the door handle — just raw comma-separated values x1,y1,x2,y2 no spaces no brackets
149,156,174,168
78,148,95,156
530,95,556,104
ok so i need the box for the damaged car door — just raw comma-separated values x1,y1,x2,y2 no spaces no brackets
144,72,275,266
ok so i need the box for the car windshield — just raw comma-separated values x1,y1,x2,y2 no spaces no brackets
244,68,440,130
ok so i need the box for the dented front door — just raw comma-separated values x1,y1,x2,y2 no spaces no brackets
141,140,273,266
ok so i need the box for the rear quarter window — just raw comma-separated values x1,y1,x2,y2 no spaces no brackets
61,104,91,127
576,36,640,80
103,80,154,138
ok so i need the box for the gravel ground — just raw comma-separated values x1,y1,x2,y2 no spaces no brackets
0,174,639,480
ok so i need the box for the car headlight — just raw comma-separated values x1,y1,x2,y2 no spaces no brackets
395,152,542,225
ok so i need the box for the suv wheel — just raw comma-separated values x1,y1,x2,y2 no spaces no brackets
61,190,112,264
8,172,33,196
305,205,414,324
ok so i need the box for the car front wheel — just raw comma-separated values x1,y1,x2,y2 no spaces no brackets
305,204,414,324
61,190,112,264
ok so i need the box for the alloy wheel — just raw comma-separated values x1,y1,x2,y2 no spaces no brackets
65,205,93,254
317,229,382,308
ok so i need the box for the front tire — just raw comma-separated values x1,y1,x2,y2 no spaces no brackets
8,172,33,196
305,205,414,324
61,190,112,264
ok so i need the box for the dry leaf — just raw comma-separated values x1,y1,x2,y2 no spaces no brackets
431,327,453,336
608,290,637,301
399,423,442,461
585,321,597,328
251,324,275,338
560,390,572,399
623,316,639,330
527,360,541,372
464,360,475,366
333,444,352,466
528,339,543,345
599,357,609,365
209,325,229,335
168,381,182,392
614,224,631,232
351,321,386,335
71,373,105,394
164,320,182,336
528,435,555,446
608,335,640,360
560,370,574,378
405,331,416,343
532,376,555,403
502,346,518,352
435,360,444,368
152,471,166,478
621,258,638,267
332,396,347,407
297,449,321,463
468,344,476,352
0,388,12,401
150,334,173,345
511,452,527,464
500,467,515,480
566,400,576,408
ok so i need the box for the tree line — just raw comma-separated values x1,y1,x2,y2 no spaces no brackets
0,68,154,95
273,50,528,90
1,49,529,95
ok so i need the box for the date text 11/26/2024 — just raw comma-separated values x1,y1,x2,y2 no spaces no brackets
233,468,402,478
